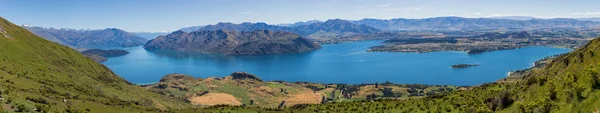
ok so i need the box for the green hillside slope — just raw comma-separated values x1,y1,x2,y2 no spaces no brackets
0,17,189,112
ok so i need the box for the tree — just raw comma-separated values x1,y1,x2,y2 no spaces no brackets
380,88,395,97
321,96,327,104
278,101,286,109
366,93,377,100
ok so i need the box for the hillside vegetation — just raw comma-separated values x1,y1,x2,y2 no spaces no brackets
0,17,190,112
144,72,458,108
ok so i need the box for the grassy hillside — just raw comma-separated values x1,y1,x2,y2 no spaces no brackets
187,37,600,112
0,17,190,112
144,73,458,108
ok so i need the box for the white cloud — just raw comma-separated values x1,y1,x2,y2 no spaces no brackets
378,3,392,8
319,3,333,8
383,8,400,11
572,12,600,15
402,5,426,11
357,6,366,9
239,11,259,16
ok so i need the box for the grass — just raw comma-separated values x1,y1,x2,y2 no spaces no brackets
0,17,191,112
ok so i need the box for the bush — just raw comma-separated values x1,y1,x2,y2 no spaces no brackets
26,97,48,104
485,91,514,111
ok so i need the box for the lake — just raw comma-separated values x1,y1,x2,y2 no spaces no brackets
103,40,572,86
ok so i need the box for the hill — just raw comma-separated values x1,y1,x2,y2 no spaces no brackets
24,26,148,49
81,49,130,62
144,72,458,108
0,17,190,112
144,29,321,55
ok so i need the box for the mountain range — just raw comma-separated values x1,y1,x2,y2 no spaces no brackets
23,26,148,49
177,17,600,40
19,16,600,50
277,20,322,27
131,32,169,40
179,19,380,40
351,17,600,31
490,16,600,22
144,29,321,55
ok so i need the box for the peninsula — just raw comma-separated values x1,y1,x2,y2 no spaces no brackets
144,30,321,55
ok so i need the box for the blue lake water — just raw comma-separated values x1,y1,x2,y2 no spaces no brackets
103,40,571,86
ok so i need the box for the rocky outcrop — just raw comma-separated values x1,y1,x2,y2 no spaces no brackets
0,25,10,38
144,29,321,55
159,74,196,82
227,72,263,82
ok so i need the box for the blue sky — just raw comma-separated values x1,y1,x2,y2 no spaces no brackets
1,0,599,32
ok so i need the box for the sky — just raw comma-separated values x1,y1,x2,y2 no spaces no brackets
1,0,600,32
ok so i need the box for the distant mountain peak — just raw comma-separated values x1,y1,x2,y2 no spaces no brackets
353,16,600,31
490,16,538,20
24,26,148,49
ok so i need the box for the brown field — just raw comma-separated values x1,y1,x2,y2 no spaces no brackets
284,91,324,105
189,93,242,106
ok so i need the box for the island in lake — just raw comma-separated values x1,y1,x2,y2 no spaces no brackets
451,64,479,69
144,29,321,55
